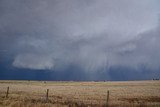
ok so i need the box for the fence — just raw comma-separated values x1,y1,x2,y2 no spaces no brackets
3,86,110,106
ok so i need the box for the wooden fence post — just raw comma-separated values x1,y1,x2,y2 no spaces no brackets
46,89,49,101
106,90,109,107
6,87,9,98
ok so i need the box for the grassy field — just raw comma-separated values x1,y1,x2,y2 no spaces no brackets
0,80,160,107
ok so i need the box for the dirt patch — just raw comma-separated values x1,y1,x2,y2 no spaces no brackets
119,96,160,103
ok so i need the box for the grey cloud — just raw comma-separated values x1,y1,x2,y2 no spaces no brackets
110,25,160,69
0,0,160,75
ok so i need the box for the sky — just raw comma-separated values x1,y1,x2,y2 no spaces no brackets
0,0,160,81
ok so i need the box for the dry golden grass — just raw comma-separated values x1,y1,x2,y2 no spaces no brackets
0,80,160,107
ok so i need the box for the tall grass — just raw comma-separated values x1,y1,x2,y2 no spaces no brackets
0,80,159,107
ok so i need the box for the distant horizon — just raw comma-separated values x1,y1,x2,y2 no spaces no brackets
0,79,157,82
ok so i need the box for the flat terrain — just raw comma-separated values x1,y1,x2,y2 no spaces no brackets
0,80,160,107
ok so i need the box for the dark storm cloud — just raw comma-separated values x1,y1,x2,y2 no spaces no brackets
0,0,160,80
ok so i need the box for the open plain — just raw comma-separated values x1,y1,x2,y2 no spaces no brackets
0,80,160,107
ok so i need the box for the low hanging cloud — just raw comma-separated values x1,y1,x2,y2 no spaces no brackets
0,0,160,75
13,53,55,70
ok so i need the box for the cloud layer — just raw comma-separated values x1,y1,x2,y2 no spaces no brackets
0,0,160,80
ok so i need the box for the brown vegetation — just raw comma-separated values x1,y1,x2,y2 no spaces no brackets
0,80,160,107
